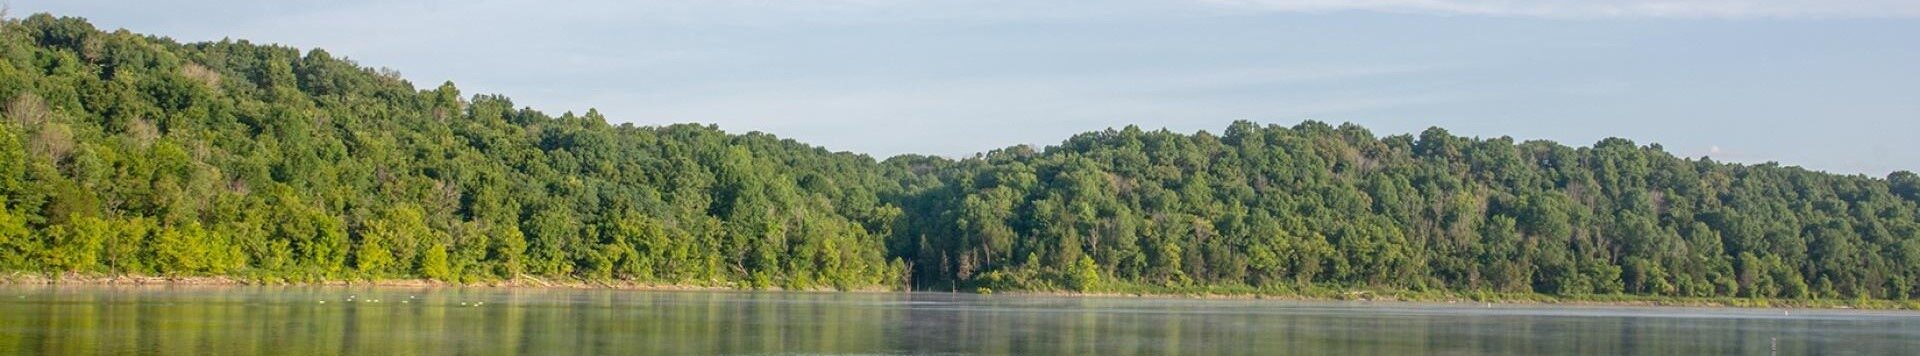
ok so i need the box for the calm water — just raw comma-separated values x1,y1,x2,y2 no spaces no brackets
0,286,1916,355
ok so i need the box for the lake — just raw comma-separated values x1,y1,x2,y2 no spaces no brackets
0,285,1915,355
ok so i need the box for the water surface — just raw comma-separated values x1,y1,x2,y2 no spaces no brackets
1,285,1914,354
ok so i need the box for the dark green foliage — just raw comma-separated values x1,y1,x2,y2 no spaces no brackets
2,15,1917,300
891,121,1920,300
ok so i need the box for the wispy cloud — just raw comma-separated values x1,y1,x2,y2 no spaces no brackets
1198,0,1920,19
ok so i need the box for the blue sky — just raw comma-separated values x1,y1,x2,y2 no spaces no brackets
11,0,1919,175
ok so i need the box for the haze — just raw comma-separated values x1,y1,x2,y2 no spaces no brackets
12,0,1918,174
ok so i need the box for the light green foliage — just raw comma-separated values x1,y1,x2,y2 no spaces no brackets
42,215,106,272
358,205,439,277
420,243,452,281
1069,255,1101,291
0,205,31,270
151,223,243,275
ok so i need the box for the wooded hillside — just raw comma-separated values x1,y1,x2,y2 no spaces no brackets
3,14,1917,300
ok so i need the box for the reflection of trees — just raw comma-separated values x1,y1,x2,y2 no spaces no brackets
0,288,1911,354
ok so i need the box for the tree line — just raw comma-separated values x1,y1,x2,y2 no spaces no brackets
2,15,1916,299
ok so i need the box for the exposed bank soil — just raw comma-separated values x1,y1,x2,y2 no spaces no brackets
0,272,888,293
998,289,1917,310
3,272,1910,310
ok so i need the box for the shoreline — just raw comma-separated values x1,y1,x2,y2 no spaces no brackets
0,272,887,293
5,272,1914,310
997,289,1920,311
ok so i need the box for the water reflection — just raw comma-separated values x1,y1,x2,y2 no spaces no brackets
0,286,1915,355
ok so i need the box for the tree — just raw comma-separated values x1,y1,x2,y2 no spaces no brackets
0,205,31,270
42,215,107,272
420,243,452,281
1,14,1916,302
358,205,440,277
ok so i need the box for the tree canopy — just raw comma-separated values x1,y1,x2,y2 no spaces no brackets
2,14,1916,299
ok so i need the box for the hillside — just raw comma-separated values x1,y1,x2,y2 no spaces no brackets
0,14,904,288
2,14,1917,300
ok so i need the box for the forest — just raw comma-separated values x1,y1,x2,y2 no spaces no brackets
2,14,1917,300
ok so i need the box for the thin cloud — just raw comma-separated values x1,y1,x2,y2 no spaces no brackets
1198,0,1920,19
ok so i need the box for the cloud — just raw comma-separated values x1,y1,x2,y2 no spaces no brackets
1197,0,1920,19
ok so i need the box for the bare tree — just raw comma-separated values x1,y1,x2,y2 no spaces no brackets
180,63,222,89
30,121,73,162
4,93,50,127
125,116,159,147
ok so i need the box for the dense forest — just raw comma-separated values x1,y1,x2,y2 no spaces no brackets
2,15,1917,300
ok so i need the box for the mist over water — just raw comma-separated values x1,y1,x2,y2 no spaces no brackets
1,286,1915,355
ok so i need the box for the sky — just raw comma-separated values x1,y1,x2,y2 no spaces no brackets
9,0,1919,175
